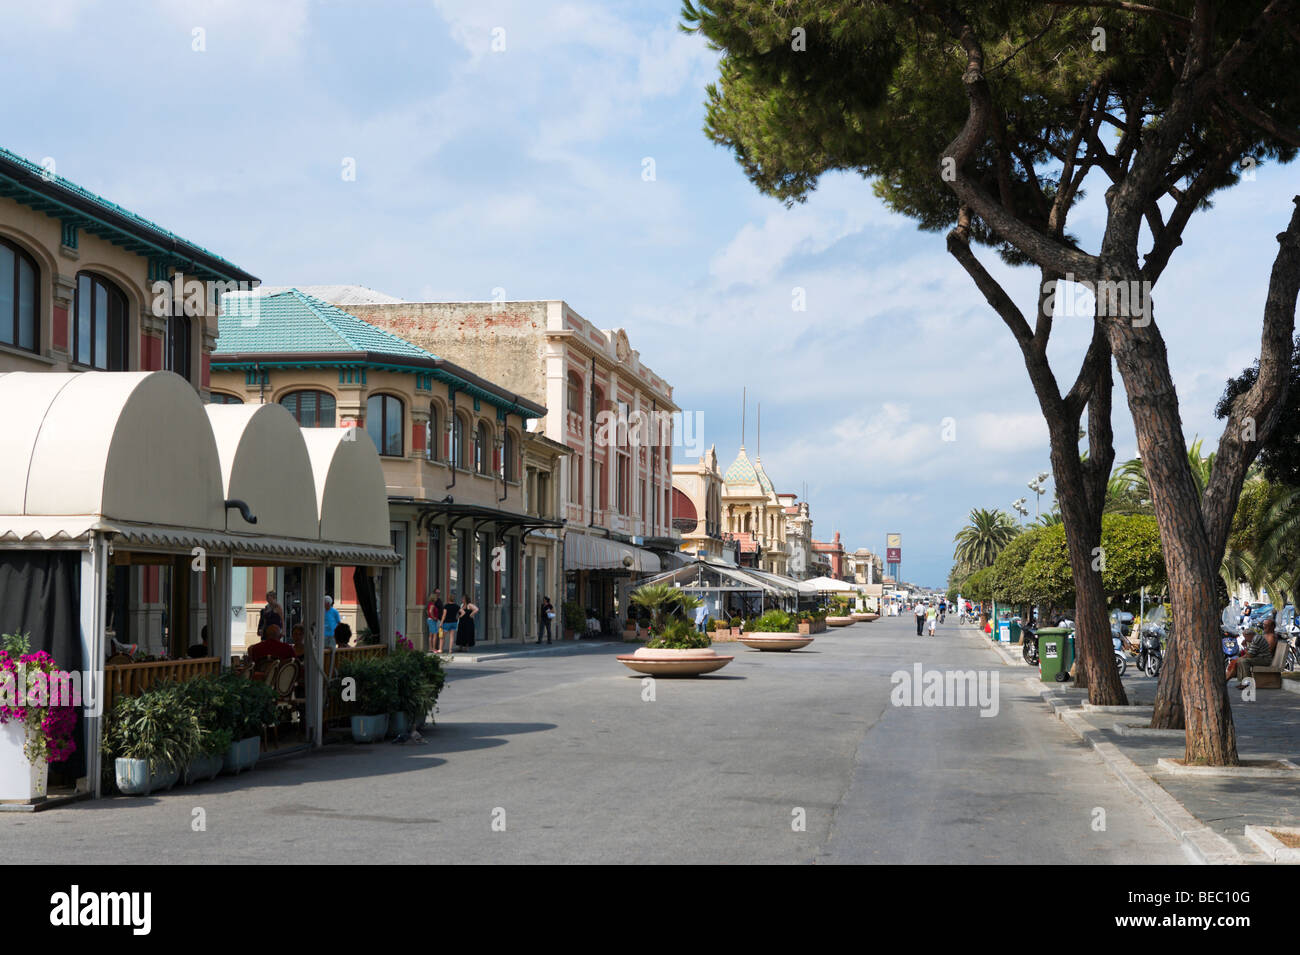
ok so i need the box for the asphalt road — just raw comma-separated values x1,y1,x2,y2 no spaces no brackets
3,614,1188,864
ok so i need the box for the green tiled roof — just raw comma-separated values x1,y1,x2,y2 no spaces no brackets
0,145,255,282
724,447,759,486
215,289,438,359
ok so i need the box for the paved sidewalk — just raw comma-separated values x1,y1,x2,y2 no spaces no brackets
440,640,623,663
964,623,1300,862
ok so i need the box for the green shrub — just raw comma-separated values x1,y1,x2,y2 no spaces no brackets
647,618,711,650
562,602,586,632
751,609,797,633
103,683,203,776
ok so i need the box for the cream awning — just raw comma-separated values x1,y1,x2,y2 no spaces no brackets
565,531,661,573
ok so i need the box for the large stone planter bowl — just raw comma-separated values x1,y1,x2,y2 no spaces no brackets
739,633,814,651
861,613,880,622
826,616,855,627
616,646,733,676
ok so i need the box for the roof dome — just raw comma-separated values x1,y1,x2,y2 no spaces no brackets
724,446,759,486
753,456,776,495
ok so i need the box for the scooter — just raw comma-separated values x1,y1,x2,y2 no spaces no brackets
1022,625,1039,666
1113,634,1128,675
1136,627,1163,677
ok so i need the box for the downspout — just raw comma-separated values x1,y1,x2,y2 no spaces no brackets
499,410,510,504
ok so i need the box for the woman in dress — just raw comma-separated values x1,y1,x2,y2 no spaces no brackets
438,596,460,655
459,593,479,649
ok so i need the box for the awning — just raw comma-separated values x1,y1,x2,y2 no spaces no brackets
565,531,661,573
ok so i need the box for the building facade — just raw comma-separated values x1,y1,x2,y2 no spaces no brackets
0,146,260,655
210,289,565,649
671,445,726,561
313,297,679,631
721,446,788,575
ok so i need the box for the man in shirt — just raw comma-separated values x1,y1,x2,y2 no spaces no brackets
248,623,294,662
323,595,341,649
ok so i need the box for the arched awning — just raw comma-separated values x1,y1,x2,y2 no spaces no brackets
300,428,391,549
0,371,224,530
206,403,319,539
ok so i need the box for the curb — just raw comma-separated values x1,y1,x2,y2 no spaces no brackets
1038,687,1248,865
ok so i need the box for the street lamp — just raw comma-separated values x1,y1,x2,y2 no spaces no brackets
1012,497,1029,524
1027,471,1051,520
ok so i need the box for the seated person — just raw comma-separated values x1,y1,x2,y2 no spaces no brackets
247,623,294,662
290,624,306,659
333,622,353,648
1228,624,1272,684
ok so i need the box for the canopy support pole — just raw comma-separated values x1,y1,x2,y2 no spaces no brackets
80,537,109,799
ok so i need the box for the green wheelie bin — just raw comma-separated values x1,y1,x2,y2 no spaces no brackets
1037,627,1075,682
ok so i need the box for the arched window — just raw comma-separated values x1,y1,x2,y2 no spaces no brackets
451,414,464,468
0,237,39,353
280,390,336,427
426,402,440,461
567,371,582,419
165,315,191,381
501,429,516,482
475,421,492,475
74,272,128,370
206,392,244,405
367,394,403,456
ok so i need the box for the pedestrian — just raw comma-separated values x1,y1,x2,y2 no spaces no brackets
538,596,554,644
323,594,340,649
927,603,938,636
694,602,708,634
257,590,283,638
459,593,479,649
938,598,946,624
426,589,443,652
438,595,460,654
914,600,925,636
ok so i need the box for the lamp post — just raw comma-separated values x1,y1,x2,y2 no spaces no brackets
1027,471,1050,520
1012,497,1029,525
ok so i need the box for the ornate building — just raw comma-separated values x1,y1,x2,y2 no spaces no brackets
672,445,725,560
722,445,788,575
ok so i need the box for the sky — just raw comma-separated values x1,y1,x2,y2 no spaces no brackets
4,0,1299,587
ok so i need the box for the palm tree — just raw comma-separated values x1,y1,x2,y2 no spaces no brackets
952,508,1019,570
629,583,701,631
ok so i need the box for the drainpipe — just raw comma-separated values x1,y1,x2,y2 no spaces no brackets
499,411,510,504
445,388,458,491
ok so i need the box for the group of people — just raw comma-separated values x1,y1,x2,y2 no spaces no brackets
425,589,481,654
255,590,352,654
912,599,942,636
1226,617,1286,687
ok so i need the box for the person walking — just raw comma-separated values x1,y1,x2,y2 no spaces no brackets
425,589,443,652
926,603,938,636
538,596,554,644
914,600,926,636
323,594,341,649
938,599,947,624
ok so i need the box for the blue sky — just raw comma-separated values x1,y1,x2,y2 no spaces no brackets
5,0,1299,587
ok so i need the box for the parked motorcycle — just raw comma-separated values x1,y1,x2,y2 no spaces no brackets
1135,605,1166,677
1022,624,1038,666
1113,634,1128,675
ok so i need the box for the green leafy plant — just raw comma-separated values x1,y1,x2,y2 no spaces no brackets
562,602,585,632
646,618,711,650
102,683,203,776
750,610,797,633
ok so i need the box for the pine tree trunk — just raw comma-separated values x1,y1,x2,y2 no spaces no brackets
1151,631,1184,729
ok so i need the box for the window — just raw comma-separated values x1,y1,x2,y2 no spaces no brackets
501,430,516,482
280,390,336,427
451,414,464,468
475,421,491,475
366,394,404,456
567,372,582,420
164,315,191,381
570,454,582,505
0,237,38,353
538,473,550,518
617,455,629,514
206,392,244,405
74,273,127,370
426,403,440,461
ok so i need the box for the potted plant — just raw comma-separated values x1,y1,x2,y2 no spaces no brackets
616,613,733,677
336,658,394,742
0,633,78,802
176,676,233,784
104,683,203,796
562,602,585,640
729,617,743,639
740,610,814,651
386,649,445,736
213,673,273,774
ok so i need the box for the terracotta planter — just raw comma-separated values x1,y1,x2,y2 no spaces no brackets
710,628,738,643
850,612,871,622
616,646,733,677
798,621,812,635
860,613,880,623
826,616,854,627
740,633,814,652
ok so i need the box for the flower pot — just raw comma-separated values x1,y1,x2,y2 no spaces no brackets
184,752,224,785
114,757,177,796
615,646,733,677
222,736,261,775
390,712,411,737
351,713,389,743
0,721,49,802
740,633,815,651
826,616,854,627
798,621,812,635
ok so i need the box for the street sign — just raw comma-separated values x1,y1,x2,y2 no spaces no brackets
887,547,901,563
